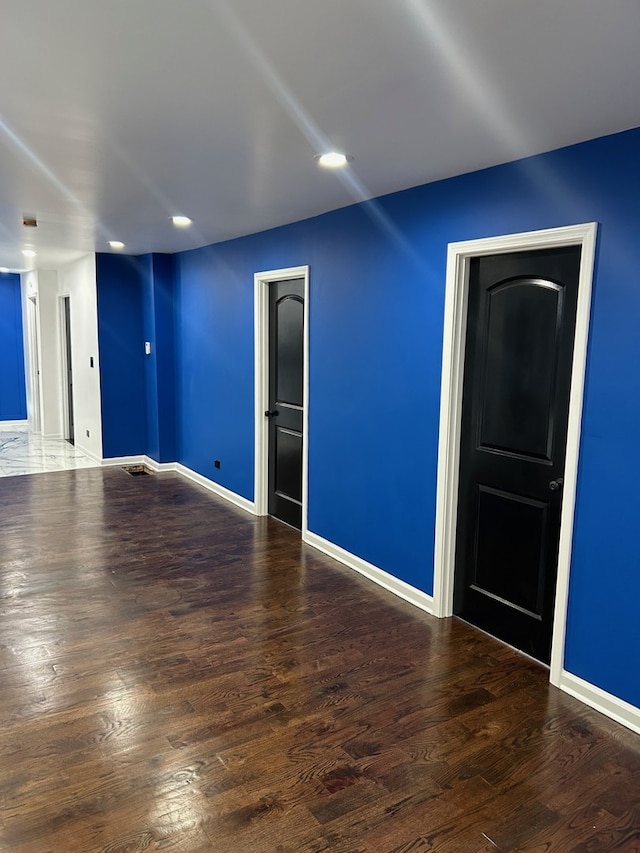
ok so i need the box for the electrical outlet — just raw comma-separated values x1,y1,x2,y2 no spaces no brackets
214,459,221,469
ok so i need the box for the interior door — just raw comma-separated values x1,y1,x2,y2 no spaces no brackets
266,278,304,529
454,246,581,663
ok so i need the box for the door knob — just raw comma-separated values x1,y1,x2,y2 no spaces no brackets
549,477,564,491
264,409,279,418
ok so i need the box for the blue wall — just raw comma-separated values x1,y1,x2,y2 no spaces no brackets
96,253,147,458
94,127,640,710
140,254,159,460
141,253,177,464
96,252,177,462
172,127,640,709
0,273,27,421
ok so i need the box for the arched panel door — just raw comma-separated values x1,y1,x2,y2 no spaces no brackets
454,247,581,663
267,278,304,528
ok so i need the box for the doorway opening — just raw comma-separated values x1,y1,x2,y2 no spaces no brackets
433,224,597,684
27,295,42,434
254,265,309,533
60,295,74,444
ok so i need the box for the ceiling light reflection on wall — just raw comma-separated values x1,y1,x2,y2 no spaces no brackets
109,241,125,250
22,249,36,258
316,152,352,169
171,215,192,228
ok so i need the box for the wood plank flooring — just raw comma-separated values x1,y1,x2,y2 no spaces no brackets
1,468,639,852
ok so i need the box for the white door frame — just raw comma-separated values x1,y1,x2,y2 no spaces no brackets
58,293,73,441
254,265,310,535
27,295,43,434
432,223,597,686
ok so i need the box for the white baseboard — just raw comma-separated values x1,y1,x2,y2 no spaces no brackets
101,454,254,514
101,455,430,620
174,463,255,515
95,452,640,738
101,454,178,472
559,670,640,735
143,456,178,473
102,454,146,467
0,420,29,429
77,444,103,464
304,530,434,615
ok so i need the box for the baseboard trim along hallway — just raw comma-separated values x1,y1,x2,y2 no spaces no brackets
559,670,640,735
3,464,640,850
304,530,435,616
102,453,639,736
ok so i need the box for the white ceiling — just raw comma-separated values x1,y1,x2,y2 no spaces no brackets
1,0,639,270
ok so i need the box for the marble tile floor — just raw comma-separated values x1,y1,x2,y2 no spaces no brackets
0,424,100,477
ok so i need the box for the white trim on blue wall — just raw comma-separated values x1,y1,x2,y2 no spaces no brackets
0,420,29,428
304,530,434,614
102,454,255,514
254,266,310,535
102,454,147,467
175,463,255,514
559,671,640,736
432,223,598,688
103,447,640,736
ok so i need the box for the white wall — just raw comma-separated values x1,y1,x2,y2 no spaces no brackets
20,270,41,432
37,269,63,436
57,255,103,460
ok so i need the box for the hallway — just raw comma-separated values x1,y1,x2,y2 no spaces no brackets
0,424,98,477
1,466,639,851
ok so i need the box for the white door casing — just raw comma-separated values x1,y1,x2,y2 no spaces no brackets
254,265,310,535
59,294,73,441
432,223,597,686
27,295,43,434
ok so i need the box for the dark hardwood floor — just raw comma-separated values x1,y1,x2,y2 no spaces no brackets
1,468,639,852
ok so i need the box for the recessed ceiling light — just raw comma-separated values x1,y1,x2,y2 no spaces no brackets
22,248,36,258
316,151,352,169
171,215,192,228
109,241,125,250
0,267,9,273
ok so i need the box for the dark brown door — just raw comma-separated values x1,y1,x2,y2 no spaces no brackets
454,246,581,663
266,278,304,529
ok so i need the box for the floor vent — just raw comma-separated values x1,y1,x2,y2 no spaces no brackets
122,465,154,477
